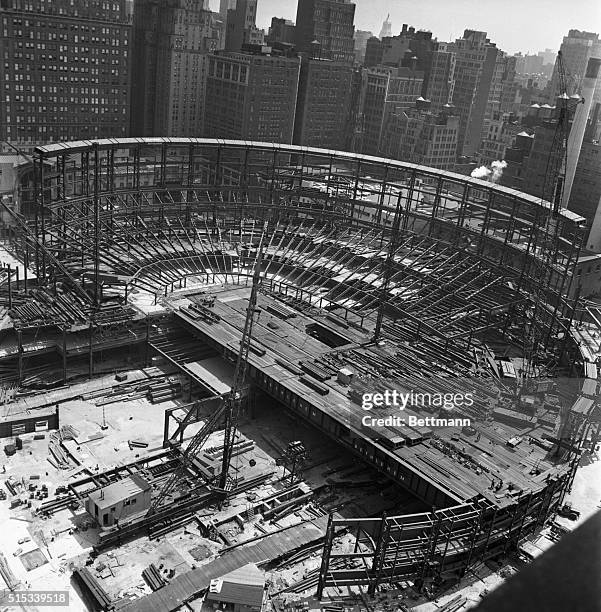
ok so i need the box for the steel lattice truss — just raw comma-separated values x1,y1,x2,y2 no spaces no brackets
12,138,586,354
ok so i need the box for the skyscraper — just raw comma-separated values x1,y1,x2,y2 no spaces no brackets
379,14,392,39
548,30,601,99
424,43,456,113
225,0,262,52
295,0,356,64
0,0,131,149
203,50,300,143
219,0,236,20
268,18,297,45
358,66,424,156
293,57,355,150
131,0,221,137
379,100,459,170
354,30,373,64
449,30,501,157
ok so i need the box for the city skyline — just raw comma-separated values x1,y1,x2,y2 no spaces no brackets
208,0,601,55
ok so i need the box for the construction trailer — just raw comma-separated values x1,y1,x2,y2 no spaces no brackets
86,473,152,528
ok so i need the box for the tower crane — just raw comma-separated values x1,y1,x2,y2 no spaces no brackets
148,237,265,513
517,51,582,460
519,50,570,390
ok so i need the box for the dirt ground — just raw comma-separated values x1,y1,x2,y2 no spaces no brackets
1,360,598,612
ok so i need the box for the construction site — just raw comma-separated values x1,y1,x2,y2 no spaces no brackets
0,138,599,612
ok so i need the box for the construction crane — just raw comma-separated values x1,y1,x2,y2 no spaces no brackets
148,238,265,513
518,50,571,391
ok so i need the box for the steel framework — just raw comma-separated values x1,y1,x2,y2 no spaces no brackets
7,138,593,581
21,139,585,355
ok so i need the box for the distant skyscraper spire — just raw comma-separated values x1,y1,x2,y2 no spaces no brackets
379,13,392,39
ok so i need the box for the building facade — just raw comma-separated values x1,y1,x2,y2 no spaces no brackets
225,0,260,52
131,0,221,137
268,18,296,45
295,0,356,63
353,29,373,64
379,102,459,170
547,30,601,101
293,57,354,150
424,43,456,113
0,0,131,149
449,30,500,157
569,139,601,252
86,474,152,529
358,66,423,156
203,50,301,143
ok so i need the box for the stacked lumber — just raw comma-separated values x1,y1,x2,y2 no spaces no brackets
0,552,19,590
73,568,112,610
142,564,167,590
47,425,78,470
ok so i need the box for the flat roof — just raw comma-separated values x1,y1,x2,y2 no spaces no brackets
87,474,150,509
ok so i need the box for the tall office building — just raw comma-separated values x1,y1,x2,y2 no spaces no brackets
0,0,131,149
131,0,221,137
514,53,545,76
568,142,601,251
293,57,354,150
424,43,456,113
364,37,384,68
268,18,296,45
379,14,392,39
203,50,300,143
358,66,424,156
295,0,356,63
449,30,501,157
225,0,263,51
219,0,236,20
548,30,601,100
380,100,459,170
501,100,580,199
353,30,373,64
478,52,517,161
363,25,436,73
381,26,435,71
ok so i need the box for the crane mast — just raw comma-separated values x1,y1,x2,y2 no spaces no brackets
219,240,264,490
149,236,265,512
519,50,570,391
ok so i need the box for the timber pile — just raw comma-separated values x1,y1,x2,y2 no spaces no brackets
142,564,167,590
80,373,182,406
37,494,77,517
0,552,19,590
47,425,78,470
73,568,112,611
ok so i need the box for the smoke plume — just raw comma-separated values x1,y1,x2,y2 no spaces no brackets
471,166,491,179
470,160,507,183
490,160,507,183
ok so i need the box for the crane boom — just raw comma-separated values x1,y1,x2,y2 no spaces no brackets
219,238,265,490
149,233,266,512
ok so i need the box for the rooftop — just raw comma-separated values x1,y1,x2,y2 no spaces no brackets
87,473,151,509
206,564,266,608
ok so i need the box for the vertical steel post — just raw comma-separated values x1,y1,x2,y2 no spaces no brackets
62,326,68,385
17,327,23,385
316,513,335,599
93,143,100,307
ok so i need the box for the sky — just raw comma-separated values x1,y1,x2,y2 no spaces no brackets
209,0,601,55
